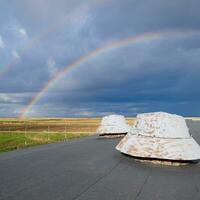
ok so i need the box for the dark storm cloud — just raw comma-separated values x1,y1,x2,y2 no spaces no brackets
0,0,200,117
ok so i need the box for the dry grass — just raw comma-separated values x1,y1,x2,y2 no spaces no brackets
0,117,135,152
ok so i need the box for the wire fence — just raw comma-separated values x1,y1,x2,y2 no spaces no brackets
0,118,135,151
0,123,99,150
0,123,99,132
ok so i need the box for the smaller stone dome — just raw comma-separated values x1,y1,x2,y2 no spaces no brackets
97,114,130,137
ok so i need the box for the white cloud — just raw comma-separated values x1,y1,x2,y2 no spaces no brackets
0,93,12,103
12,50,20,59
0,92,33,116
68,6,92,36
47,58,58,76
0,35,5,48
0,93,22,104
18,28,28,37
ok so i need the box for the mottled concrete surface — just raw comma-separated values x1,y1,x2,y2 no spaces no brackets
0,120,200,200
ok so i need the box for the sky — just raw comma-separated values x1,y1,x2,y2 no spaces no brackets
0,0,200,117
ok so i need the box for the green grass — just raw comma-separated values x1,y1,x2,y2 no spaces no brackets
0,117,135,153
0,132,90,153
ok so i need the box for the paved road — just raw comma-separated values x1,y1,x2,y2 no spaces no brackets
0,120,200,200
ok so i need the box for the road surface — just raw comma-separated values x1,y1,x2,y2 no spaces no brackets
0,120,200,200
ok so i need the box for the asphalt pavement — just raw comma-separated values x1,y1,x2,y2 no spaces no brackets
0,120,200,200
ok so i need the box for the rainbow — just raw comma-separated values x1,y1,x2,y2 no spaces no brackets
0,0,107,80
20,29,200,117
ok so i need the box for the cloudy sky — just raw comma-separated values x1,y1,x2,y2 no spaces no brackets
0,0,200,117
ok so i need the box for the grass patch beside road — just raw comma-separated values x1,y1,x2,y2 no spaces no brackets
0,131,90,152
0,117,135,153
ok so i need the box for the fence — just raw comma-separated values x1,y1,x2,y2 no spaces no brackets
0,118,135,151
0,122,99,150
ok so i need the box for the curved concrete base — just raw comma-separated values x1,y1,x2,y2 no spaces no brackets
122,153,198,166
99,133,127,138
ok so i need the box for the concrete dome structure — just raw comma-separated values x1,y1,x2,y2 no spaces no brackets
116,112,200,162
97,114,130,137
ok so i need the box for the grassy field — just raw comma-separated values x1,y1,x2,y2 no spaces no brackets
0,118,135,152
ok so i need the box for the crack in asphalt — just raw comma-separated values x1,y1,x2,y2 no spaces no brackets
134,173,150,200
72,159,122,200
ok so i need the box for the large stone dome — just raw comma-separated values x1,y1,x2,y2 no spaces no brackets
116,112,200,161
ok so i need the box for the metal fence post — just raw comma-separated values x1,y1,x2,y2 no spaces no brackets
65,125,67,141
25,126,27,145
47,125,50,141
